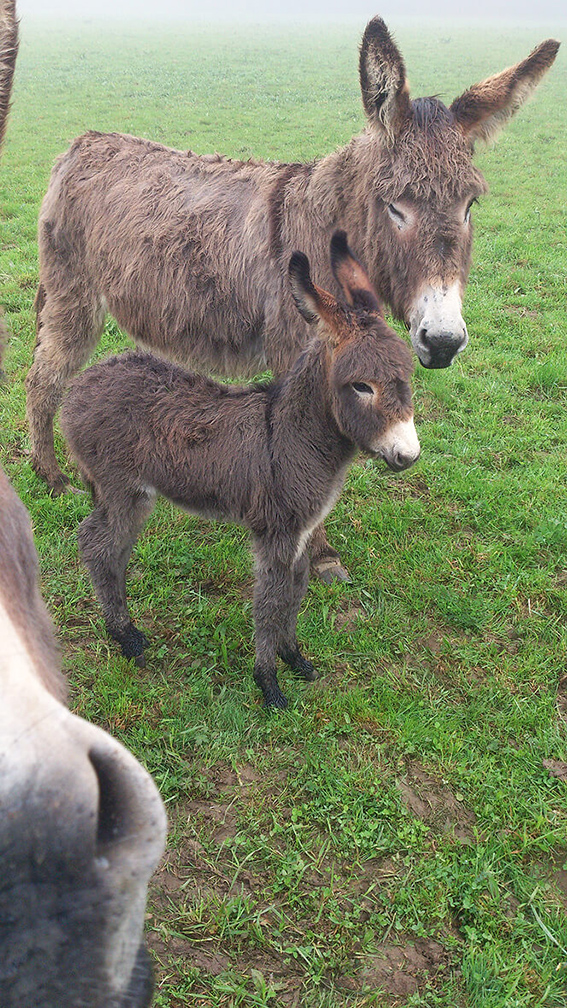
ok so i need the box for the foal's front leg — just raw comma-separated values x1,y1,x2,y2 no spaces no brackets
277,550,316,682
252,555,293,708
252,545,316,707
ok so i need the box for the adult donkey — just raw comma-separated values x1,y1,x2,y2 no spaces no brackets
0,4,166,1004
26,17,559,580
0,464,167,1008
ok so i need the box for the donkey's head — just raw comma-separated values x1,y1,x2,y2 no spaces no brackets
289,230,420,472
357,17,559,369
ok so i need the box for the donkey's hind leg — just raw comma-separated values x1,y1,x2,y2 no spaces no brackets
25,285,106,494
78,489,155,663
309,522,351,584
277,550,317,682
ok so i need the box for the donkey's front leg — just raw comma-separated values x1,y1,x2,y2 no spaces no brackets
277,550,317,682
253,548,302,709
309,522,351,584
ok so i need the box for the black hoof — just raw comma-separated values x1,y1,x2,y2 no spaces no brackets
254,666,288,709
264,689,289,709
296,660,317,682
278,645,317,682
109,622,149,661
311,557,352,584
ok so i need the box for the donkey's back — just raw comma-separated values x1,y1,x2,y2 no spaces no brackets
62,349,272,526
40,130,306,376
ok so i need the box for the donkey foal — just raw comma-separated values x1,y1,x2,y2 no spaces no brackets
61,233,420,707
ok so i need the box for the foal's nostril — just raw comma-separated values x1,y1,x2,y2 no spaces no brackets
392,447,420,471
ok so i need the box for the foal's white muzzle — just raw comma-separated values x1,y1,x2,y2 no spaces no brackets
372,417,420,471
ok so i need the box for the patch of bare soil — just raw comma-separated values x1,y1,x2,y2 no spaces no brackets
199,575,254,600
395,762,477,843
334,600,367,632
339,936,451,1000
529,849,567,912
147,761,461,1003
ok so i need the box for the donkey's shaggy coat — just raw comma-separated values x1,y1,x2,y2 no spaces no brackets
60,234,420,707
27,17,559,577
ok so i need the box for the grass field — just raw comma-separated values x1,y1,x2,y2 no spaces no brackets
1,15,566,1007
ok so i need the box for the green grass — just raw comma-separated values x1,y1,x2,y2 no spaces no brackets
1,15,566,1007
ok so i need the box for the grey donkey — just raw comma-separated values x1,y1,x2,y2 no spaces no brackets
60,233,420,707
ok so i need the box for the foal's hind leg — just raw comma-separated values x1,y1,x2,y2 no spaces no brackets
25,285,106,494
78,489,155,663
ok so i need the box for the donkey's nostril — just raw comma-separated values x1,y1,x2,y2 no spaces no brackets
417,326,466,369
391,447,420,471
87,742,165,861
89,748,126,849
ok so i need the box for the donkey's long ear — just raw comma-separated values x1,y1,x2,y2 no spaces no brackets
0,0,19,151
359,17,412,143
289,252,344,346
288,252,321,325
450,39,560,147
330,231,382,315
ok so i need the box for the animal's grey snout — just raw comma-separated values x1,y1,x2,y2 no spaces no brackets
373,418,420,472
410,283,468,369
387,445,421,472
416,325,468,370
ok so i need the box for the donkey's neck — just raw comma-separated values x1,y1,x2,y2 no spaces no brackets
281,131,387,273
268,343,355,483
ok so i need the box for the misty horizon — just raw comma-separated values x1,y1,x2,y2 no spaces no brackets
15,0,567,25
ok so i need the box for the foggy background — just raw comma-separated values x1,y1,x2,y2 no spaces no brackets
14,0,567,23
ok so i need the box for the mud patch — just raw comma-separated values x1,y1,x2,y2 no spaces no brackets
340,937,450,998
334,600,367,632
529,849,567,911
396,763,477,843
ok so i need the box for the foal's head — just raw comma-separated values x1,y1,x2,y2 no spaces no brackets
289,230,420,472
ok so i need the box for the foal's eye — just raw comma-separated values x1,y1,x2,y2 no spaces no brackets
387,203,406,224
464,197,478,223
351,381,374,397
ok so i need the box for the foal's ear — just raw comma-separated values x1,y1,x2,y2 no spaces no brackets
330,230,382,315
359,17,412,144
450,38,560,146
288,251,344,344
288,252,322,325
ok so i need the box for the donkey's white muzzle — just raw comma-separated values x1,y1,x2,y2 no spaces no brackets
409,283,468,369
371,417,420,471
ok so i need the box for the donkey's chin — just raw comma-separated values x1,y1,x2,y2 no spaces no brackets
412,328,468,369
418,350,459,370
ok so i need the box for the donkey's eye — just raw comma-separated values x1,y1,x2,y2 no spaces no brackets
387,203,405,224
464,197,478,223
351,381,374,396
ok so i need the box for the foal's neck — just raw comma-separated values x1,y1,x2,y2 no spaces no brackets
269,341,354,473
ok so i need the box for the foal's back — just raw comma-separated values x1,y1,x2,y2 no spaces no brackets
62,351,272,518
